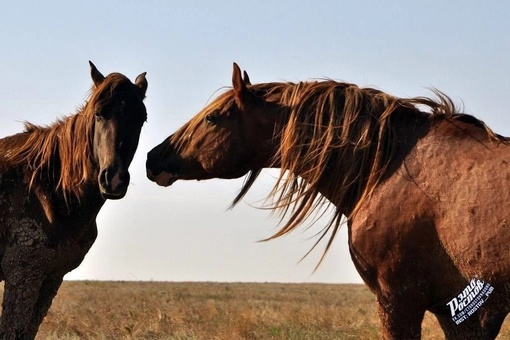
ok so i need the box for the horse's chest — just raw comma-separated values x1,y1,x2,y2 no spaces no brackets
3,215,97,275
51,236,95,274
44,220,98,273
0,175,98,269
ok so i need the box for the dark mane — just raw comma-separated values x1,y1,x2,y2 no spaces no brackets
6,73,131,202
230,80,504,260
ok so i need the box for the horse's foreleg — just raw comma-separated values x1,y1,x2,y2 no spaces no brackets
376,296,425,340
480,311,506,339
26,276,64,339
435,313,485,339
0,280,43,340
0,246,54,340
0,259,46,339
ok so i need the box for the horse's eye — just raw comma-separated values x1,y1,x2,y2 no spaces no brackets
205,114,217,125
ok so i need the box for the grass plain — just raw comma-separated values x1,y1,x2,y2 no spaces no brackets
20,281,509,339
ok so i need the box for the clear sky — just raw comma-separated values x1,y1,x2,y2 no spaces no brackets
1,1,509,283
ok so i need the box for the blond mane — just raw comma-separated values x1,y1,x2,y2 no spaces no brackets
157,78,504,263
234,81,504,262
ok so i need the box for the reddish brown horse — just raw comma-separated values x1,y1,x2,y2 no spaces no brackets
0,62,147,339
147,63,509,339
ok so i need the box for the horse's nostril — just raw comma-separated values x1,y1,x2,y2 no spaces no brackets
146,155,160,177
119,171,130,185
147,168,155,180
101,168,113,186
104,169,110,186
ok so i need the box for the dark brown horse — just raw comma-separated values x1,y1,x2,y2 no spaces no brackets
147,63,509,339
0,62,147,339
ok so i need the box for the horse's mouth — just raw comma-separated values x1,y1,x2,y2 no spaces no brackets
147,170,177,187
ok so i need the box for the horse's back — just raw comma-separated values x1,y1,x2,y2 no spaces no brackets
415,121,510,279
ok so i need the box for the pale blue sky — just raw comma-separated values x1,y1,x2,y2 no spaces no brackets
1,1,509,283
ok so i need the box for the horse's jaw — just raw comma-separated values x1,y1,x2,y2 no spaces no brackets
146,166,250,187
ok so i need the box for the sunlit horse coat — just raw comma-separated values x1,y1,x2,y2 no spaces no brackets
146,63,509,339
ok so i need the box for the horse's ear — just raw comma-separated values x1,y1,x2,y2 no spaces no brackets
135,72,148,98
89,61,105,87
232,62,250,104
243,70,251,85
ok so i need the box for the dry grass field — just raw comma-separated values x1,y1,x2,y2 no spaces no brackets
13,281,507,339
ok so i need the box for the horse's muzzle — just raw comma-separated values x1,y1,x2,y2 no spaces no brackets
146,149,180,187
99,166,130,199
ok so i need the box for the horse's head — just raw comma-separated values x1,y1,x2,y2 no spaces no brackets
146,63,280,187
89,62,148,199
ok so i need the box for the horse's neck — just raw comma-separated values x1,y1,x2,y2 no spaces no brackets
32,172,105,224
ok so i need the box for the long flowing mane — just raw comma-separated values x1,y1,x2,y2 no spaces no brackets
6,73,130,202
232,80,505,261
